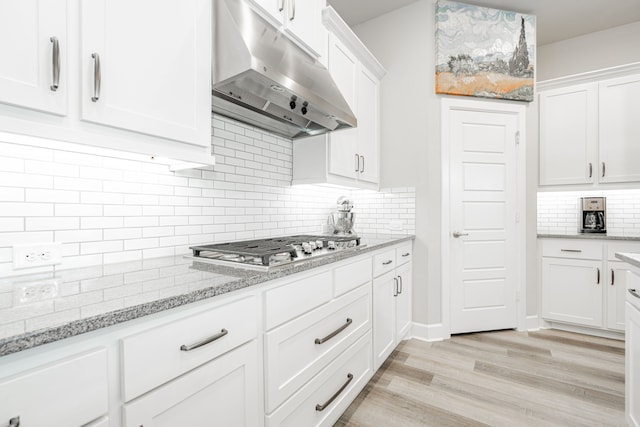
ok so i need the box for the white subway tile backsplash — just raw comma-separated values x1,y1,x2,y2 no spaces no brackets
0,188,24,202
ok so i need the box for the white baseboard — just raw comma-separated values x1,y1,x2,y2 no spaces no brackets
542,321,625,341
410,322,447,342
525,315,541,331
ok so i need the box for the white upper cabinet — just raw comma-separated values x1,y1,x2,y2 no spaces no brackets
538,66,640,188
0,0,68,115
81,0,211,147
355,65,379,185
599,74,640,183
539,83,597,186
248,0,325,57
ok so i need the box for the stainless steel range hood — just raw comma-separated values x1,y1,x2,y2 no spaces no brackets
212,0,357,139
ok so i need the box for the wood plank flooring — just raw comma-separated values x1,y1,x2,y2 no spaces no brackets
336,329,625,427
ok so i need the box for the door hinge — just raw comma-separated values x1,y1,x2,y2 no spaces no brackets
515,131,520,145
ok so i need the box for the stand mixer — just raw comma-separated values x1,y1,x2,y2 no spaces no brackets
328,196,356,235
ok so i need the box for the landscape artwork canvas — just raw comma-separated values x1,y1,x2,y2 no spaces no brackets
435,0,536,101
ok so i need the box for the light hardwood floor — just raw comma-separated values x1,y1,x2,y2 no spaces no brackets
336,329,625,427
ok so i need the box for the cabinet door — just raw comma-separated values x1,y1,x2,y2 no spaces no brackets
124,341,260,427
0,0,67,115
248,0,283,24
607,261,628,331
396,262,412,340
283,0,324,57
627,296,640,427
372,270,396,370
599,74,640,183
539,83,597,185
81,0,211,147
541,258,603,327
356,66,379,185
327,33,358,181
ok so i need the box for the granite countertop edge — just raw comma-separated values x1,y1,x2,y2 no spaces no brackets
615,252,640,269
0,235,414,357
537,233,640,241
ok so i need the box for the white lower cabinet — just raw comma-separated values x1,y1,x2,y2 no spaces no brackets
626,269,640,427
266,332,372,427
0,348,109,427
123,340,260,427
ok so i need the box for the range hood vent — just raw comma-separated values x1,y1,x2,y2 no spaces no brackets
212,0,357,139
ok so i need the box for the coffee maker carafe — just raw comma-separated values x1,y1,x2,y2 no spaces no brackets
579,197,606,234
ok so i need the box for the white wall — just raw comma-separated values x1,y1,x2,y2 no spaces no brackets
537,21,640,81
354,0,441,325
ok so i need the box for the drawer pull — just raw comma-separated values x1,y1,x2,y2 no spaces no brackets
393,277,398,297
560,249,582,253
382,260,393,266
315,373,353,412
630,289,640,299
180,329,228,352
402,252,410,257
315,318,352,345
4,417,19,427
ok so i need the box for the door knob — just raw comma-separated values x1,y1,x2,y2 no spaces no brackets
452,231,469,238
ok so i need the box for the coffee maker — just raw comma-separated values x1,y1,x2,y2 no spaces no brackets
579,197,606,234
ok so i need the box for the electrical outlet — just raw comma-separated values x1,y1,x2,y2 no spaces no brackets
16,279,59,305
13,243,62,269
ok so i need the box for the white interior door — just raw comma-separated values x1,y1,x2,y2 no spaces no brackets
449,108,518,334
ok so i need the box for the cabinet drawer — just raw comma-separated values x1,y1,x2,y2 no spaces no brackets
266,332,372,427
373,249,396,277
395,242,413,266
265,270,332,330
607,242,640,260
334,257,372,297
541,239,603,260
0,348,108,427
122,295,258,401
265,285,371,412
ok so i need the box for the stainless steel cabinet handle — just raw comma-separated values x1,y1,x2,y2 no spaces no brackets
630,289,640,299
360,155,365,173
560,249,582,253
355,153,359,172
393,277,398,297
4,417,20,427
278,0,284,12
452,231,469,238
315,318,352,344
382,260,393,265
180,329,228,351
289,0,295,20
588,162,592,178
596,268,600,285
402,252,410,257
91,53,101,102
315,373,353,411
611,269,615,286
602,162,606,177
398,275,403,294
50,37,60,91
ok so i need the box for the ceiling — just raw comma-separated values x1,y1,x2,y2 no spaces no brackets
326,0,640,46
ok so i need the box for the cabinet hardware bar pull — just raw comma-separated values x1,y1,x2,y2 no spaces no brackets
402,252,410,257
50,37,60,91
355,154,359,172
611,269,615,286
393,277,398,297
588,162,592,178
91,53,101,102
382,260,393,265
278,0,284,12
630,289,640,299
360,155,365,173
560,249,581,253
4,417,20,427
398,275,403,294
596,268,600,285
602,162,606,177
180,329,228,351
315,373,353,411
289,0,295,20
315,318,352,344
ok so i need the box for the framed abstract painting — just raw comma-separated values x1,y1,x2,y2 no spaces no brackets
435,0,536,102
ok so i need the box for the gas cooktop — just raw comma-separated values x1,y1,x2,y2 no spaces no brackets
188,234,361,271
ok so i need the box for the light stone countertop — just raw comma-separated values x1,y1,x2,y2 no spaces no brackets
537,233,640,241
0,234,414,357
615,252,640,270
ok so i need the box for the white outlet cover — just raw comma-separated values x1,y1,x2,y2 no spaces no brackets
13,243,63,269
